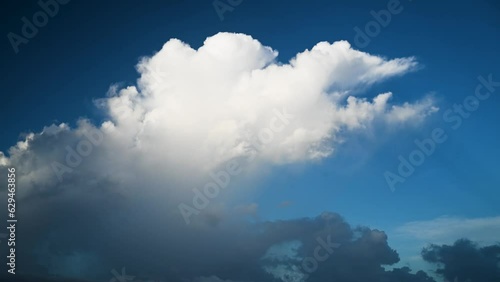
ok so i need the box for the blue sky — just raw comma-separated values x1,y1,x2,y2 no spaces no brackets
1,1,500,281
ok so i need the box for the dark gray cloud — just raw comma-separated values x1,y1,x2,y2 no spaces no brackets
422,239,500,282
0,122,439,282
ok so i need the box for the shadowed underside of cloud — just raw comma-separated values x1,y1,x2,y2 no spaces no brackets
2,194,441,282
3,211,440,282
0,33,440,281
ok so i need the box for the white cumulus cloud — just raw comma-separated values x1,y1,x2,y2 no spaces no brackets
0,32,438,201
93,32,436,173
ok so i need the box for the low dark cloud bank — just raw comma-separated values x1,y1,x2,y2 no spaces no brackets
422,239,500,282
0,126,498,282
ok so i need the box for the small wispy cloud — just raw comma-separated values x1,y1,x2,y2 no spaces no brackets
395,215,500,245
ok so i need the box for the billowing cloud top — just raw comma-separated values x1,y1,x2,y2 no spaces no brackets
98,32,435,172
3,33,437,181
